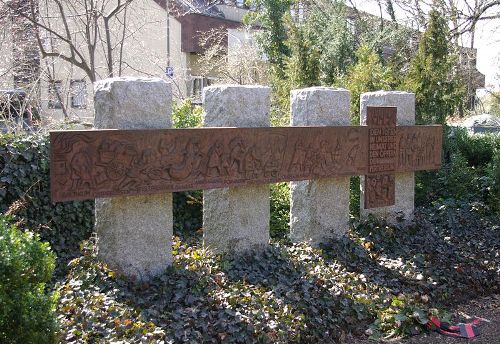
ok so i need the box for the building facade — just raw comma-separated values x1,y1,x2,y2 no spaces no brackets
0,0,250,124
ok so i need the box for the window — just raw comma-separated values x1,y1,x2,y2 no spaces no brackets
70,79,87,109
48,81,63,109
190,76,215,102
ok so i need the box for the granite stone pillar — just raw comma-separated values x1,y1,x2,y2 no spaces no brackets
94,77,173,281
289,87,351,244
202,85,271,253
360,91,416,223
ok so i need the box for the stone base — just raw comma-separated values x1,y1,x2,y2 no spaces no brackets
290,177,350,245
95,193,173,281
203,185,270,253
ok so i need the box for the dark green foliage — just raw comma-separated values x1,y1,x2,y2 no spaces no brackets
174,183,292,242
349,176,361,219
416,127,499,211
0,215,58,343
285,21,321,89
57,200,498,342
0,134,94,275
301,1,356,85
405,8,465,124
171,99,204,239
270,182,290,240
171,98,203,128
385,0,397,22
249,0,358,124
173,191,202,239
450,127,499,167
342,44,393,124
246,0,294,75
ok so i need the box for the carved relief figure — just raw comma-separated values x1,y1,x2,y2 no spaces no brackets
398,135,408,167
263,134,287,177
228,137,246,175
95,139,139,183
426,135,437,165
366,174,395,207
119,147,159,190
52,133,93,188
207,140,225,177
70,140,95,190
332,139,342,169
169,138,204,181
159,135,176,160
317,139,334,173
289,141,307,173
346,129,360,167
244,144,262,178
409,133,418,167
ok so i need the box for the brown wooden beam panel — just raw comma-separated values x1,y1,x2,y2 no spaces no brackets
50,126,370,202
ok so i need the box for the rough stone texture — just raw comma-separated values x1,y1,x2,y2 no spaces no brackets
202,85,271,253
94,77,172,129
289,87,351,245
360,91,415,223
290,87,350,127
94,77,173,281
202,85,270,127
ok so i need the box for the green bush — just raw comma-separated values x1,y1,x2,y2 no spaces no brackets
270,182,290,240
0,215,58,343
0,134,94,274
349,176,361,218
449,127,499,167
416,127,499,211
173,190,203,238
172,99,203,128
170,99,204,237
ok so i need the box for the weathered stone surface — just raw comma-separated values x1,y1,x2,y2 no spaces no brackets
202,85,270,253
360,91,415,223
94,77,172,130
290,87,351,244
290,87,350,127
94,77,173,281
203,85,270,127
95,194,172,280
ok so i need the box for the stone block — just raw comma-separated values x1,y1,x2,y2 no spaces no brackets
202,85,271,253
289,87,351,244
94,77,173,281
94,77,172,129
360,91,415,223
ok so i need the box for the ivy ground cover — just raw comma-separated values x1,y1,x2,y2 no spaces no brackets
56,203,498,343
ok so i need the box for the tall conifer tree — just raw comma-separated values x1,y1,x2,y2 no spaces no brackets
405,7,465,124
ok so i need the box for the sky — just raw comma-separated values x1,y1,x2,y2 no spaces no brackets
352,0,500,89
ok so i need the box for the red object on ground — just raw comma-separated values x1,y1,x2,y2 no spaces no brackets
427,316,485,338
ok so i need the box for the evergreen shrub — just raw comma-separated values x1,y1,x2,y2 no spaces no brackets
0,134,94,273
416,127,499,211
0,215,58,343
270,182,290,240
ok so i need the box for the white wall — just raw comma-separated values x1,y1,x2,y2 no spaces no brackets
37,0,188,124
